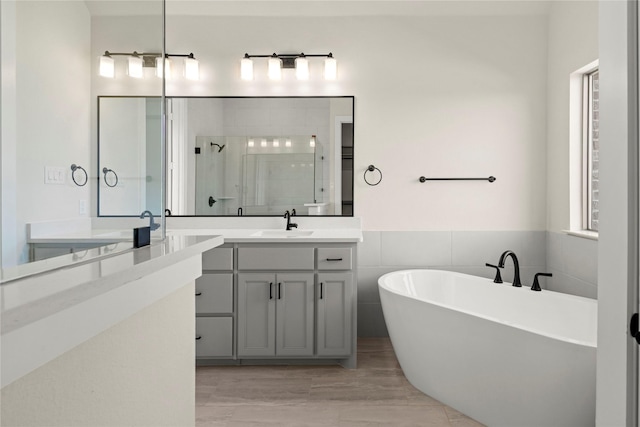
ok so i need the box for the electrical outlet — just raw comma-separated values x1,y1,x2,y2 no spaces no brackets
79,199,87,215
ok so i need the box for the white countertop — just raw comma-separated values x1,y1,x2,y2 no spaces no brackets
1,234,223,388
167,228,363,243
28,227,363,244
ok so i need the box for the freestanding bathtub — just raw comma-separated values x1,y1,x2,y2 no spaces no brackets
379,269,597,427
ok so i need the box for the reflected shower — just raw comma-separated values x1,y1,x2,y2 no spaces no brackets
211,142,225,152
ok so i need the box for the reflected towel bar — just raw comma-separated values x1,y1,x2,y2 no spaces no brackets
419,176,496,183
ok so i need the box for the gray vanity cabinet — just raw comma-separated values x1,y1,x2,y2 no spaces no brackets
316,272,353,356
237,272,314,357
196,246,234,359
197,242,357,367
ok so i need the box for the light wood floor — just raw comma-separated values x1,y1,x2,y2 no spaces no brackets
196,338,484,426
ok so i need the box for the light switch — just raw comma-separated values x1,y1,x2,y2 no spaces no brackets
45,166,67,184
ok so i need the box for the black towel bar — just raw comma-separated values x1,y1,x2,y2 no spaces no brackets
419,176,496,183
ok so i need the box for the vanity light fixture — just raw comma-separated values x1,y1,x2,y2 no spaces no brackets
295,54,309,80
268,54,282,80
261,139,267,148
98,51,199,80
241,54,254,80
248,139,255,148
99,53,115,78
309,135,316,148
155,56,172,79
127,53,143,78
273,139,280,147
324,53,337,80
285,139,292,147
241,52,337,81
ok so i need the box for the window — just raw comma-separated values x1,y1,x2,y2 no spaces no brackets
583,69,599,232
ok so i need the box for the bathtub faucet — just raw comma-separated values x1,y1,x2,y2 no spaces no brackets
497,250,522,287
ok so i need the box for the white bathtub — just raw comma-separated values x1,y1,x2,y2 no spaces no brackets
378,269,597,427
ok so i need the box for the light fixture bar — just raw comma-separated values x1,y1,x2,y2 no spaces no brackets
99,50,198,80
242,52,336,81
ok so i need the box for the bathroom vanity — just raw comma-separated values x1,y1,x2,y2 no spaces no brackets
196,240,357,368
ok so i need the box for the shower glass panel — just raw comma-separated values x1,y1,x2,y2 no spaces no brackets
195,136,244,215
193,135,319,215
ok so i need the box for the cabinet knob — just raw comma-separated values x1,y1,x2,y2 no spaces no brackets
320,282,324,299
195,292,202,296
196,336,202,340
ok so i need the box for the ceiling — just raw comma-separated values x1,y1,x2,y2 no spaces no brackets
84,0,553,17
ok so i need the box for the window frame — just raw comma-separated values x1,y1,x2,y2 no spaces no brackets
582,68,599,233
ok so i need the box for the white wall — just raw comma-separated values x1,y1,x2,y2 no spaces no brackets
1,1,92,266
1,0,18,268
544,0,600,298
93,11,549,231
546,0,599,233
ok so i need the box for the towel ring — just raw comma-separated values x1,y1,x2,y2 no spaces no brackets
102,167,119,188
364,164,382,186
70,164,88,187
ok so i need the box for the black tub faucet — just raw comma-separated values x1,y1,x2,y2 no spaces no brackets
498,250,522,287
284,210,298,231
485,263,503,283
531,272,552,291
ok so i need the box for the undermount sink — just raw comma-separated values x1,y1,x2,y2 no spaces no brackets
251,230,314,238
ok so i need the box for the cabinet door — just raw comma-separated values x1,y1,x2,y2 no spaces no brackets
195,273,233,314
317,273,353,356
275,273,315,356
237,273,276,357
196,317,233,358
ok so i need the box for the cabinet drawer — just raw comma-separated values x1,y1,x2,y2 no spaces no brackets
196,274,233,314
202,247,233,271
317,248,352,270
238,247,314,270
196,317,233,357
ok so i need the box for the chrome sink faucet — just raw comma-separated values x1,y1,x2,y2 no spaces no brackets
284,210,298,231
497,250,522,287
140,210,160,231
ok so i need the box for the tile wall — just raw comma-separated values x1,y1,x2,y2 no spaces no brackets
357,230,597,337
546,232,598,299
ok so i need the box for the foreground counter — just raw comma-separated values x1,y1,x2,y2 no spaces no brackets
1,234,223,427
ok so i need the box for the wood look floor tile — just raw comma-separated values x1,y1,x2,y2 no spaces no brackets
338,404,451,426
195,338,484,427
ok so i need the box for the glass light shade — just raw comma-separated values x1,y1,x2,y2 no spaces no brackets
261,139,267,147
184,57,199,81
309,136,316,147
324,56,337,80
128,56,143,78
248,139,254,147
273,139,280,147
268,57,282,80
285,139,292,147
295,56,309,80
155,57,172,79
240,57,254,80
99,55,115,78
